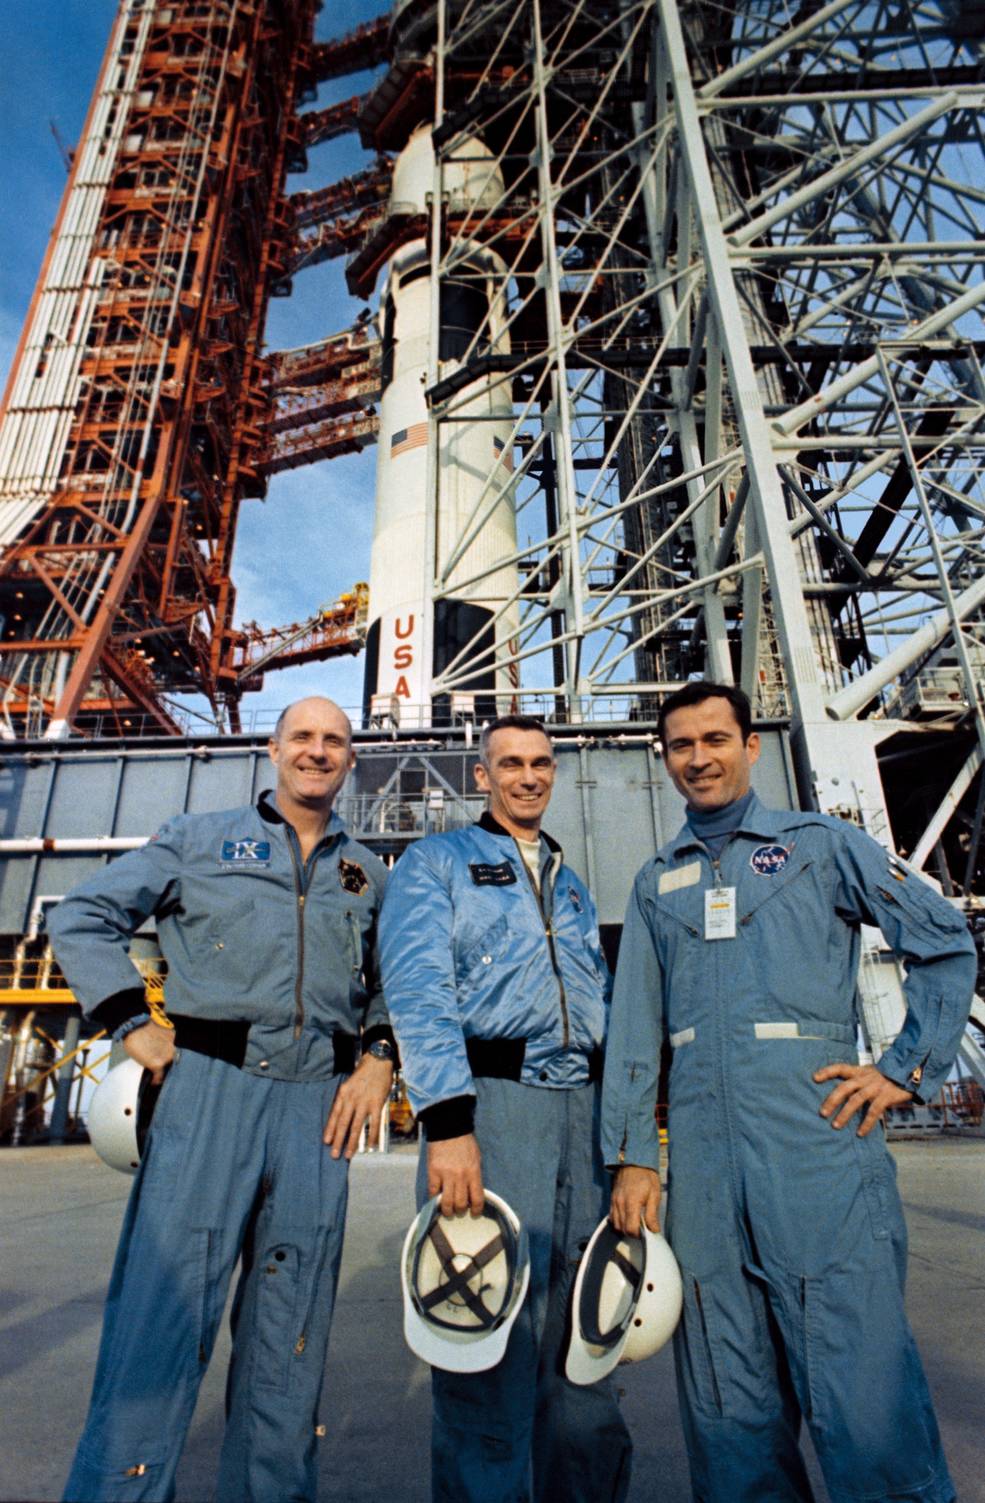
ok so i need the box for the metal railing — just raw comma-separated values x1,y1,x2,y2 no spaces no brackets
335,792,486,838
0,958,164,1002
37,690,666,742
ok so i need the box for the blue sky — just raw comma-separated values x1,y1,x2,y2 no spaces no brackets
0,0,392,727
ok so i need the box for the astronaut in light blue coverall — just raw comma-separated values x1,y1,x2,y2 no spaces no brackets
49,698,395,1503
380,715,632,1503
604,682,976,1503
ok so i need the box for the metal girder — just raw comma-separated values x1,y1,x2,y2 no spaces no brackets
0,0,322,739
414,0,985,887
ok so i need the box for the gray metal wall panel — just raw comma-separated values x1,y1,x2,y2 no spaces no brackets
0,760,50,840
115,757,192,835
578,744,666,925
186,752,259,813
46,758,123,838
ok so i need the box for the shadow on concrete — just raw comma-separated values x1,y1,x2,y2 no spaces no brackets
0,1290,105,1380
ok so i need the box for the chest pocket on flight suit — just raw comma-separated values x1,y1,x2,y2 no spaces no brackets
344,909,365,974
204,896,256,946
652,896,702,1017
457,912,511,986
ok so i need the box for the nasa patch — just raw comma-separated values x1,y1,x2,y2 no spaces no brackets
568,887,583,913
750,844,790,876
220,838,271,867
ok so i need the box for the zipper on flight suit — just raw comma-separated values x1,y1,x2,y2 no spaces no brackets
707,832,741,893
695,833,732,894
695,836,741,1209
286,832,329,1041
515,843,570,1048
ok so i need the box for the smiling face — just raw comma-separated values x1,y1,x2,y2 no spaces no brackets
268,698,355,817
474,726,556,840
662,695,760,812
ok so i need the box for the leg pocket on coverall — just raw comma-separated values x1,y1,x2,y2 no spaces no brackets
194,1227,226,1367
811,1040,893,1246
253,1244,302,1393
133,1051,187,1202
849,1129,893,1242
678,1271,724,1416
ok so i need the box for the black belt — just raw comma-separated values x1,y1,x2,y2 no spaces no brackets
465,1036,604,1083
169,1014,357,1074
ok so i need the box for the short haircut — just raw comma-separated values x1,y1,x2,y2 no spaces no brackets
479,714,552,767
271,699,352,745
657,681,753,747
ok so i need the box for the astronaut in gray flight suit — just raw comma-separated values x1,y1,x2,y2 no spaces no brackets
51,698,395,1503
603,681,975,1503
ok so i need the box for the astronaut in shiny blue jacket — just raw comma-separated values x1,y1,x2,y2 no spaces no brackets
50,699,395,1503
380,715,632,1503
603,682,975,1503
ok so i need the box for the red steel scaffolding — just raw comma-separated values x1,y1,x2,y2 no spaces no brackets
0,1,388,738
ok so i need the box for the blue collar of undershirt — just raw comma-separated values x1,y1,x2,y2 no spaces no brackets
685,788,756,855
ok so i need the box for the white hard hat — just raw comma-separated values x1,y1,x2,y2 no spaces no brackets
87,1057,157,1175
565,1218,683,1385
401,1191,530,1373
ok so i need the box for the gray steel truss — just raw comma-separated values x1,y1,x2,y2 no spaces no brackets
419,0,985,887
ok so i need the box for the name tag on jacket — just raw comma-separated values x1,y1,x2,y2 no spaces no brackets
469,862,517,886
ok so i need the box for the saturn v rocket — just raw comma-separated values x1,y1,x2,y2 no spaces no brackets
363,125,520,728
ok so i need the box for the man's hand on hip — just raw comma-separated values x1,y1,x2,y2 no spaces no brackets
610,1164,661,1236
324,1056,394,1159
123,1020,176,1084
427,1134,484,1218
814,1062,913,1137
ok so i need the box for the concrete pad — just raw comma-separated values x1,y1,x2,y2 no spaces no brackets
1,1138,982,1501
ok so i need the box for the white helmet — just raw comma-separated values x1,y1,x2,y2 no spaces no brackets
87,1058,158,1174
401,1191,530,1373
565,1218,683,1385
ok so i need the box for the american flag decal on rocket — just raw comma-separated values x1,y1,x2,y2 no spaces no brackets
390,423,428,458
493,434,514,472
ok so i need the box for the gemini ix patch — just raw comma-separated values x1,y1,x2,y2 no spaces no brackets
220,838,271,867
469,861,518,886
339,858,370,896
750,844,790,876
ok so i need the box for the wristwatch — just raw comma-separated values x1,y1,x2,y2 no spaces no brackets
365,1038,396,1063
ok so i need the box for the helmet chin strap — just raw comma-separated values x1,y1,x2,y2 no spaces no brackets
416,1219,506,1329
401,1190,531,1373
566,1217,683,1385
577,1225,645,1348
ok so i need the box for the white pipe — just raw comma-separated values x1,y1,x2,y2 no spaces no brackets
909,746,983,870
732,93,956,249
25,896,66,943
0,837,149,855
775,276,985,438
826,572,985,719
699,0,860,99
